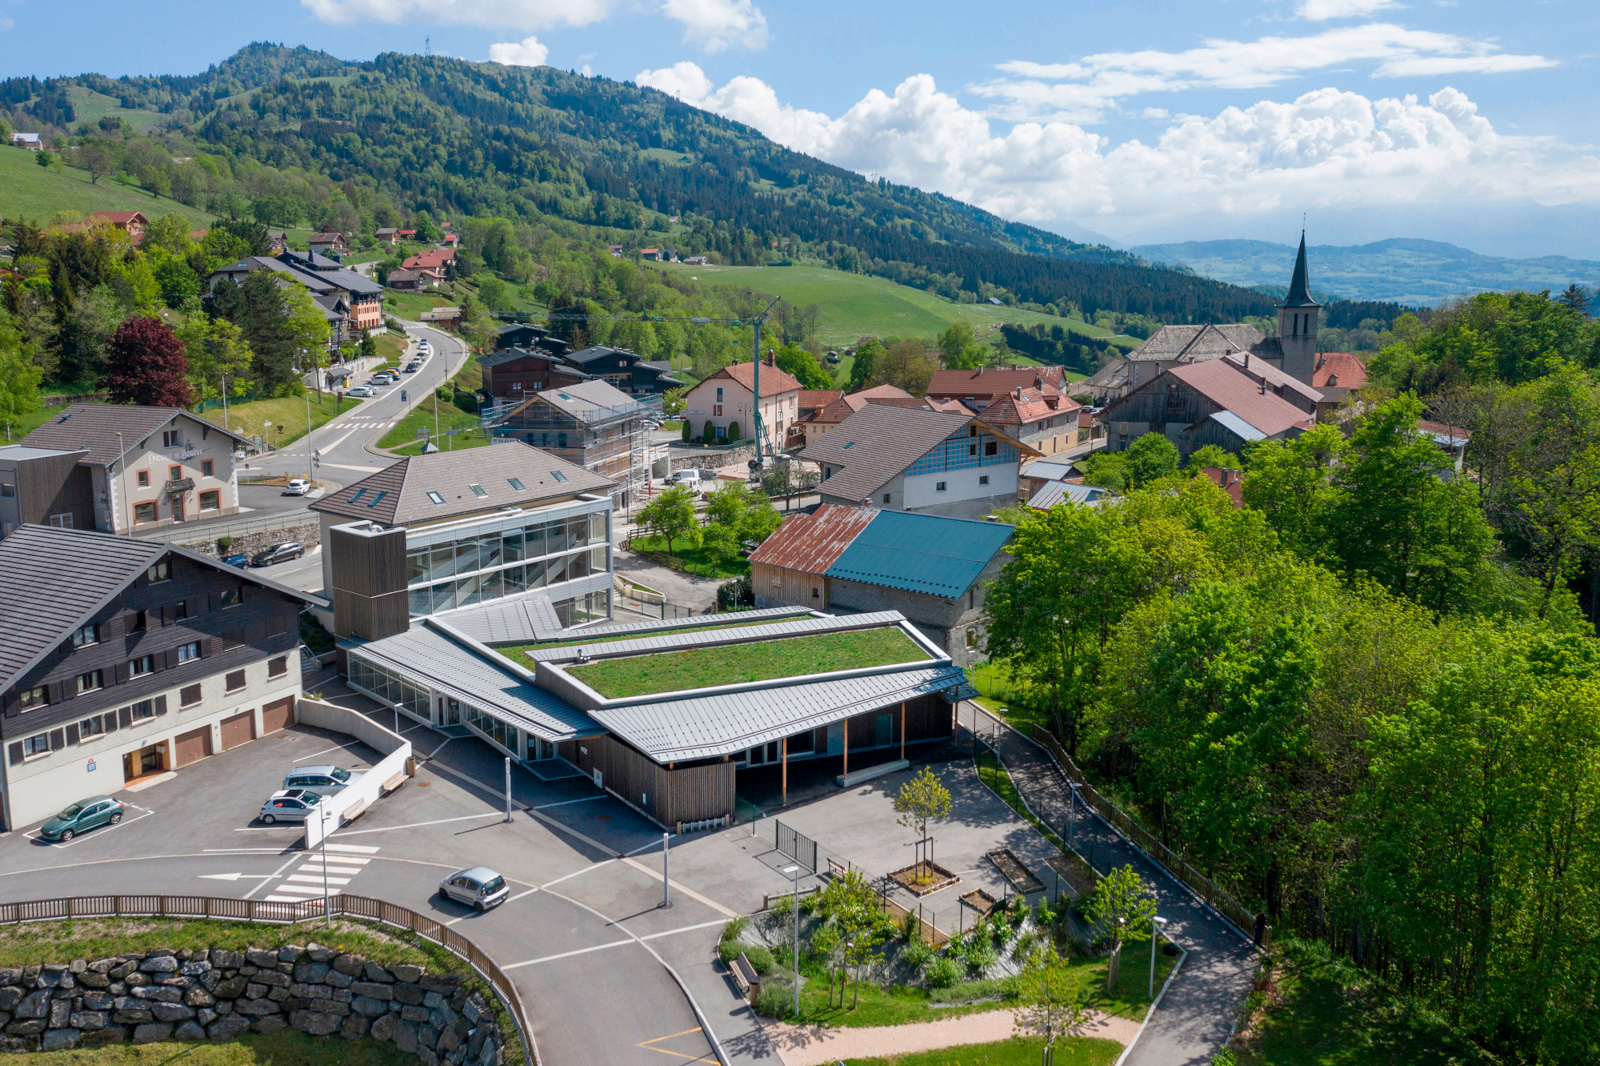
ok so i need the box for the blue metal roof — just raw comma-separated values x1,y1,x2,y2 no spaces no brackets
825,511,1014,599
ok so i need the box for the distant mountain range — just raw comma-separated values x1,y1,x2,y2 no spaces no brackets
1128,238,1600,306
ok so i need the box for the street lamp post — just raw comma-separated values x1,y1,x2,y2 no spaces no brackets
305,389,315,486
1068,780,1083,848
1149,915,1168,998
319,803,334,927
780,864,800,1018
660,831,671,909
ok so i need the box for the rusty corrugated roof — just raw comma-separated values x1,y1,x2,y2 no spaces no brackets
746,503,877,575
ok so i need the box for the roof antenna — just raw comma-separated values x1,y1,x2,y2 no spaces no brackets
425,36,431,57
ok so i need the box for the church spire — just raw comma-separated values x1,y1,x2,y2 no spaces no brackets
1280,230,1318,308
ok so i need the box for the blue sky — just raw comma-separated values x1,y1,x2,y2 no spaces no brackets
5,0,1598,256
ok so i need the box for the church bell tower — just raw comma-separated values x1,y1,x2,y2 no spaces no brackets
1277,231,1319,384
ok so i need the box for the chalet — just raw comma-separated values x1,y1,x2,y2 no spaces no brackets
11,132,41,150
925,366,1069,408
375,227,400,245
683,256,708,266
385,267,443,291
205,254,383,334
479,348,592,406
402,249,455,272
308,232,348,256
639,248,662,262
90,211,149,243
683,359,802,449
419,307,463,329
975,386,1082,457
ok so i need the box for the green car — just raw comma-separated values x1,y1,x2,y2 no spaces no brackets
40,796,126,842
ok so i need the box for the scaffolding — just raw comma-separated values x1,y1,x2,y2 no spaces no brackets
484,393,663,518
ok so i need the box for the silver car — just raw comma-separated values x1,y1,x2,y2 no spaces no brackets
283,765,362,797
259,789,323,825
438,866,510,912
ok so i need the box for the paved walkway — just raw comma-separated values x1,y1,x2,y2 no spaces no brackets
964,705,1256,1066
763,1006,1138,1066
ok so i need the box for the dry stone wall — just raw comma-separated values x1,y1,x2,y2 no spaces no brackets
0,941,505,1064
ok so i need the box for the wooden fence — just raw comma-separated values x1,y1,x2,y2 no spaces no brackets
0,893,538,1065
1028,725,1269,947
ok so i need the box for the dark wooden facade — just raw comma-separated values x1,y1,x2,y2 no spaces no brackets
481,351,591,407
562,734,736,828
0,553,302,750
0,449,93,537
328,523,409,641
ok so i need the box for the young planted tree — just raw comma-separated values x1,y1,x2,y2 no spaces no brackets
1087,865,1156,992
102,316,191,407
1014,942,1088,1066
176,313,253,411
815,868,888,1009
637,485,698,559
894,768,953,880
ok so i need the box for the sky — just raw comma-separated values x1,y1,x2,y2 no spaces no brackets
5,0,1598,257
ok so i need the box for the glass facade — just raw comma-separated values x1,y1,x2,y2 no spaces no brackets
348,657,429,722
463,705,520,757
405,511,610,618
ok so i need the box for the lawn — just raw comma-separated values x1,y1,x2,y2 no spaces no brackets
567,626,928,697
29,1029,411,1066
969,660,1056,738
383,290,456,321
846,1035,1122,1066
656,261,1141,352
378,398,489,456
0,143,213,228
627,532,751,579
373,332,408,363
197,389,355,449
1235,937,1488,1066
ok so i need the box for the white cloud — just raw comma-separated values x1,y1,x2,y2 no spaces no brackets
975,23,1556,123
659,0,767,52
301,0,609,30
1297,0,1400,19
636,63,1600,232
488,35,549,67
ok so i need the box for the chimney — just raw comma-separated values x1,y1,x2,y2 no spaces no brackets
1244,352,1250,370
765,348,776,367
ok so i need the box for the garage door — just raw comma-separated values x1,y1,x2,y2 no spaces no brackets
173,726,213,769
219,711,255,751
261,697,295,735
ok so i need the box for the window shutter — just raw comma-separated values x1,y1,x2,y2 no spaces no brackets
65,722,80,745
106,710,120,732
113,662,127,684
206,637,220,657
102,616,122,640
154,695,168,716
48,728,64,750
207,593,217,611
48,681,66,704
164,649,176,669
7,741,21,765
117,706,132,729
161,605,173,625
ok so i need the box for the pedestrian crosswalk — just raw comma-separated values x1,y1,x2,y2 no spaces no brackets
263,843,381,903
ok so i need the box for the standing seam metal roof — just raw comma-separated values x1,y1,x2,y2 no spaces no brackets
825,511,1014,598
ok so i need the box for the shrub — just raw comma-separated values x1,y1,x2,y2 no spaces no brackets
925,955,962,988
727,420,741,441
752,979,794,1019
928,976,1019,1004
718,940,743,966
702,420,716,444
452,389,478,414
721,916,748,944
216,536,234,552
903,936,935,969
966,943,999,974
900,911,920,941
744,944,777,975
681,419,693,443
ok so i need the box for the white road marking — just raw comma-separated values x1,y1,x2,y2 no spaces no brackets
539,860,616,890
22,805,156,849
320,865,364,876
324,842,381,854
640,919,730,941
292,740,368,763
331,812,501,837
243,853,306,900
502,938,635,969
530,795,608,811
287,873,350,885
619,858,738,918
505,886,540,903
198,872,272,882
265,882,327,896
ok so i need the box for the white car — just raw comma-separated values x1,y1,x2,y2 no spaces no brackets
668,470,701,487
346,385,376,398
284,478,311,496
438,866,509,912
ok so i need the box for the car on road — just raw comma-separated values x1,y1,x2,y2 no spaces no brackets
284,765,362,796
251,541,304,567
346,385,376,398
667,469,701,487
222,553,251,568
259,789,323,825
40,796,125,841
438,866,509,912
403,362,420,373
284,478,312,495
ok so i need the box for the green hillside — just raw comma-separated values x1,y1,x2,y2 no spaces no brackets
0,144,213,227
658,262,1140,350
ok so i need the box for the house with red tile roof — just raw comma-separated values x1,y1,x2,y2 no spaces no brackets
682,357,803,448
975,386,1083,457
89,211,149,242
926,365,1069,407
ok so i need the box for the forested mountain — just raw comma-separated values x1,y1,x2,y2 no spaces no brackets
0,43,1341,327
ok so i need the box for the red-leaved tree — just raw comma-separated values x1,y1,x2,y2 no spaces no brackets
103,316,192,407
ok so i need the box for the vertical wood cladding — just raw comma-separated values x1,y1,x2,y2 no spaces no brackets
3,450,94,530
0,553,301,740
328,523,409,641
752,563,829,610
567,734,734,827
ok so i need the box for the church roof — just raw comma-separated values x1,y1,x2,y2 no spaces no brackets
1280,232,1319,309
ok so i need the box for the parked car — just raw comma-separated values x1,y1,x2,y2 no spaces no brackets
39,796,125,841
668,469,701,487
222,553,251,568
259,789,323,825
251,541,303,567
438,866,510,912
347,385,376,398
284,478,311,496
283,765,362,797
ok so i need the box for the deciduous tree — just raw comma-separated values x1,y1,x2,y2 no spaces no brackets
102,316,191,407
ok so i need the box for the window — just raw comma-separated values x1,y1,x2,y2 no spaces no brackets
179,684,202,707
713,404,723,416
22,732,50,758
551,470,569,484
350,489,368,504
225,669,247,692
883,494,891,504
201,459,214,477
969,444,977,456
131,610,148,632
136,470,150,488
162,430,180,448
812,587,819,599
716,387,723,401
134,501,158,524
76,669,104,694
48,513,74,529
173,600,189,621
979,475,989,485
199,490,221,511
129,654,154,677
426,491,445,505
79,715,106,738
936,481,947,492
508,477,525,491
268,656,288,678
965,629,977,649
146,561,170,583
0,483,13,498
176,641,201,663
19,686,47,710
469,484,488,498
131,699,156,720
219,586,242,609
169,465,183,484
985,441,998,456
970,425,978,436
73,623,101,648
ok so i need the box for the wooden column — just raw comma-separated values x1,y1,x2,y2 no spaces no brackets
781,737,788,807
843,722,849,777
900,701,906,759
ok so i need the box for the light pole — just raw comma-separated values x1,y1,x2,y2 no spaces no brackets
318,802,334,927
1149,915,1168,998
305,389,315,485
1068,780,1082,848
114,431,129,536
503,756,512,823
660,831,671,909
781,864,800,1018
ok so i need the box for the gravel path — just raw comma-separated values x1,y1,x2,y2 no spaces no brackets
761,1007,1137,1066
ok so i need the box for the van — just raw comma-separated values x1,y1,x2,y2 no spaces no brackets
668,469,701,487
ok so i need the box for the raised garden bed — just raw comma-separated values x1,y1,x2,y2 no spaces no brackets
959,888,999,917
986,848,1045,894
889,861,960,897
1046,853,1099,896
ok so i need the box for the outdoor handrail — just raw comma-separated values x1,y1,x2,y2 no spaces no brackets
0,892,538,1065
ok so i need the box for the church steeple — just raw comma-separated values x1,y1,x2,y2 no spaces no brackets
1280,231,1318,309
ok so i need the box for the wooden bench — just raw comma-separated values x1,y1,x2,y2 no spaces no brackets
729,953,760,999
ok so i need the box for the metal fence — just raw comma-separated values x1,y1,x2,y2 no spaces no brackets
132,508,316,546
0,893,537,1065
774,819,818,874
